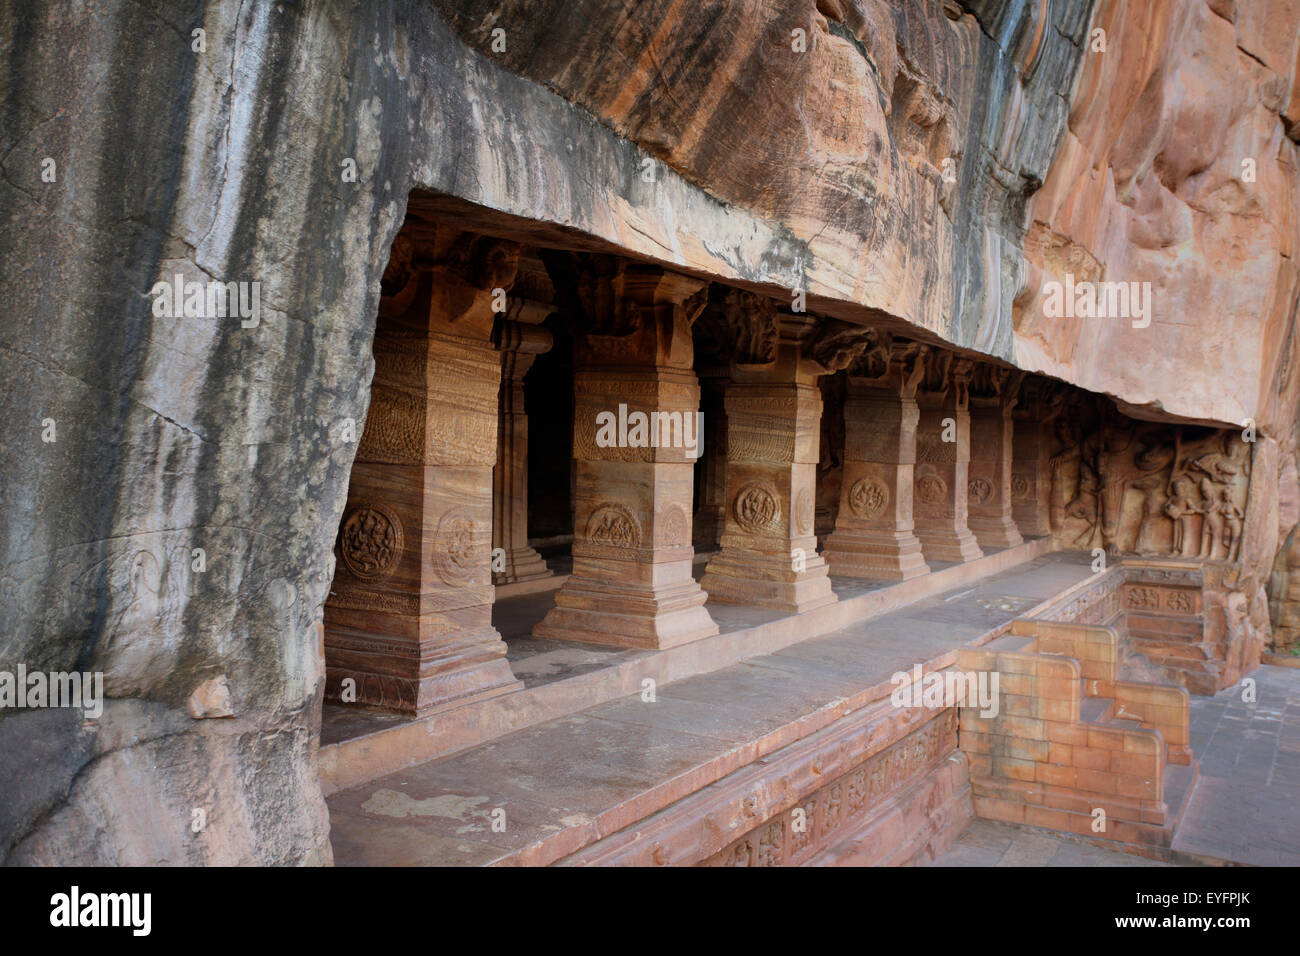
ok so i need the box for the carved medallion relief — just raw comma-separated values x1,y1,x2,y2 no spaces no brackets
339,504,404,580
587,504,641,547
733,481,781,534
847,476,889,518
433,510,477,585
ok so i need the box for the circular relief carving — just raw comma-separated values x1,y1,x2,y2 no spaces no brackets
340,504,403,580
795,489,815,534
916,470,947,505
1011,475,1031,500
968,477,993,505
734,481,780,534
848,477,889,518
587,504,640,547
660,504,689,547
433,510,476,585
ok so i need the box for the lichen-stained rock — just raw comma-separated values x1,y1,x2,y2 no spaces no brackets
0,0,409,865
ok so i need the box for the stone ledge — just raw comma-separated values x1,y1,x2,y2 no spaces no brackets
321,537,1064,795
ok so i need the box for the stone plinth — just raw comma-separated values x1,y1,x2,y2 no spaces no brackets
824,344,930,581
533,263,717,649
493,306,554,585
914,358,984,564
324,232,523,714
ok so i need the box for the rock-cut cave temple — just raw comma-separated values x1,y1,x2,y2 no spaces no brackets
3,0,1300,866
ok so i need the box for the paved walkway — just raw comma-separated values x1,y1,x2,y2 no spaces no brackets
1172,663,1300,865
926,819,1171,867
933,664,1300,866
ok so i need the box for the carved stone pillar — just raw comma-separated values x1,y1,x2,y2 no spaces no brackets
1011,378,1064,538
492,303,554,586
914,355,985,563
966,366,1026,551
324,230,523,714
700,304,867,612
533,259,717,649
693,369,728,549
824,341,931,580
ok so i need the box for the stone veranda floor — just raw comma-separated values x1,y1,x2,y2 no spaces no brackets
327,552,1096,865
932,663,1300,867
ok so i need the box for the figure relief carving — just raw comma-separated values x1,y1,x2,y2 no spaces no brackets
916,466,947,504
809,320,880,373
587,504,641,547
660,504,690,547
1048,398,1251,559
754,821,784,867
1167,589,1194,613
1011,474,1031,500
463,236,521,293
543,251,645,337
1126,586,1161,610
950,358,975,410
849,330,893,380
340,504,404,580
719,287,780,367
848,476,890,518
795,489,815,534
433,510,477,585
733,481,781,534
968,477,993,505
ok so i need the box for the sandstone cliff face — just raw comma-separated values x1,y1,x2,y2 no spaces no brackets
434,0,1092,364
1020,0,1300,435
1,0,1297,864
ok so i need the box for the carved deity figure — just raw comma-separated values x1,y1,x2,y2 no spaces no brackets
1094,422,1138,552
1048,419,1083,532
1133,476,1167,555
1065,459,1100,548
1219,485,1244,563
1164,477,1198,557
1198,477,1225,560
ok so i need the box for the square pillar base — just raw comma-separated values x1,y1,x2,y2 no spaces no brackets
916,527,985,564
323,624,522,715
533,560,718,649
967,515,1024,551
824,528,930,581
701,548,838,613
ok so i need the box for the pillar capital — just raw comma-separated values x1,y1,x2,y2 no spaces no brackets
548,254,706,371
968,363,1026,412
917,351,975,412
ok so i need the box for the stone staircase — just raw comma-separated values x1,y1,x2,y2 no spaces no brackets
957,619,1198,851
1122,578,1223,695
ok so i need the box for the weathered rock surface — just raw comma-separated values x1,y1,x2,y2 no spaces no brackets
1,0,1297,864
